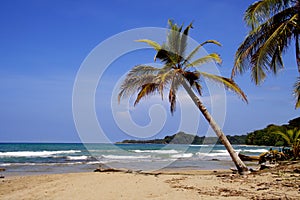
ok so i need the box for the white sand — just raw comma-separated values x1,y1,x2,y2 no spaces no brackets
0,166,299,199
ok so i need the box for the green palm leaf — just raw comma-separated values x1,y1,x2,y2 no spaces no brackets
127,65,160,77
273,130,292,146
156,69,175,99
179,22,193,57
184,40,221,65
134,83,159,106
136,39,161,51
186,53,222,68
233,0,300,108
198,71,248,102
273,128,300,146
244,0,291,28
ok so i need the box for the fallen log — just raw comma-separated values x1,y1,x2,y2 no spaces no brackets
94,167,133,173
238,153,259,162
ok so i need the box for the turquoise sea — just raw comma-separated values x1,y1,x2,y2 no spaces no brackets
0,143,275,176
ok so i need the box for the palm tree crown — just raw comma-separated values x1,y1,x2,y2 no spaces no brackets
118,20,249,174
119,20,247,112
232,0,300,107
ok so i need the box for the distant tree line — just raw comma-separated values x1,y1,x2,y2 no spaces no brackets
119,132,247,145
119,117,300,146
245,117,300,146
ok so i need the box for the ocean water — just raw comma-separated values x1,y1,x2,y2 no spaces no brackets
0,143,274,176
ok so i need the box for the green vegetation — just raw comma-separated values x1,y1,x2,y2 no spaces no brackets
232,0,300,108
273,128,300,159
118,20,249,173
120,117,300,150
245,117,300,147
120,132,247,145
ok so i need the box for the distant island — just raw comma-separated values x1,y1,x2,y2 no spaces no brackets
118,117,300,145
118,132,246,145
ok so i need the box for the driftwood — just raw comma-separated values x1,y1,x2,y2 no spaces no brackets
238,153,260,162
94,167,134,173
94,164,141,174
93,164,164,176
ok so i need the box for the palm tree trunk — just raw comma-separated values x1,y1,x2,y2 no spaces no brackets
181,80,249,174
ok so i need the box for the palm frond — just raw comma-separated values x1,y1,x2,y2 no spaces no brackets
233,7,297,84
167,20,182,58
251,59,267,85
136,39,161,51
293,129,300,142
154,49,179,66
168,86,176,114
155,70,175,99
273,129,292,146
179,22,193,57
134,83,159,106
126,65,160,77
120,65,160,98
168,75,181,114
198,71,248,102
184,40,221,65
186,53,222,68
118,71,157,102
270,47,284,74
253,13,297,68
193,81,202,96
183,71,200,86
244,0,291,29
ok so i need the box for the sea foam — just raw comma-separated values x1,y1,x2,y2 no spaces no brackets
131,149,179,154
171,153,193,158
102,155,152,160
66,156,90,160
0,150,81,157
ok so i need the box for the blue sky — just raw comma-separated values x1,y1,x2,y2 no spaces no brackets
0,0,299,142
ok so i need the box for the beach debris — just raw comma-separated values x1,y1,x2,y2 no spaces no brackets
94,164,147,174
293,168,300,173
256,187,269,191
259,149,287,164
260,163,279,170
249,167,260,172
239,149,288,166
238,153,259,162
94,167,132,173
230,168,238,173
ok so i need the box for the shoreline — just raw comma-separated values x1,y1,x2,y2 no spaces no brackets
1,166,233,178
1,162,299,200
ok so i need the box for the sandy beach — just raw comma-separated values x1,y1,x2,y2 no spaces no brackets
1,162,299,200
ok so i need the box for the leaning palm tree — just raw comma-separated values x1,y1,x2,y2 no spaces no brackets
232,0,300,108
118,20,249,174
273,127,300,159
